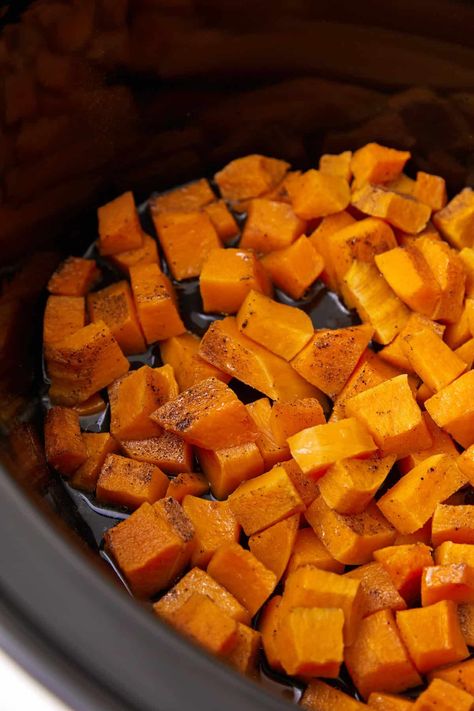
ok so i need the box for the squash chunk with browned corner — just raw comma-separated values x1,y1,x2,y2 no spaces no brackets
226,623,261,676
291,325,373,398
345,609,422,699
305,495,395,565
207,542,276,617
425,371,474,448
428,657,474,695
121,432,193,474
352,185,431,234
199,317,321,401
47,257,100,296
87,281,146,355
197,442,264,500
248,514,299,583
151,377,257,450
98,191,144,256
260,236,324,300
228,465,304,536
373,543,433,604
160,332,230,392
236,290,313,361
71,432,118,492
43,295,85,346
346,374,430,457
288,418,377,477
130,263,185,343
165,472,209,503
104,500,194,597
345,563,406,619
96,453,168,509
44,406,87,475
270,398,326,446
199,248,271,314
301,679,367,710
182,496,240,568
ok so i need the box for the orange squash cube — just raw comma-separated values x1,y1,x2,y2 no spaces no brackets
301,680,367,711
153,210,221,280
276,606,344,677
460,247,474,299
458,604,474,645
43,295,85,346
413,678,474,711
373,543,434,604
320,150,352,181
433,187,474,249
199,317,321,401
428,658,474,695
121,432,193,474
380,313,445,374
165,472,209,503
291,325,374,398
375,247,440,317
228,465,304,536
104,499,194,597
456,338,474,369
47,256,100,296
44,406,87,475
378,455,466,535
152,377,257,450
444,299,474,349
351,143,410,187
197,442,264,499
207,542,276,617
425,371,474,448
259,595,283,672
71,432,118,492
308,210,356,291
248,513,299,583
285,528,344,577
413,171,447,211
98,191,144,256
346,374,430,457
343,261,410,344
432,504,474,547
182,496,240,568
200,248,270,314
246,398,290,468
227,623,261,676
289,417,377,477
345,562,407,618
435,542,474,568
214,154,289,202
96,453,169,510
203,200,239,243
345,609,422,699
396,600,469,673
279,459,321,507
318,453,396,515
154,566,250,625
151,179,215,214
289,169,350,219
130,263,185,343
260,236,324,299
305,495,396,566
109,234,159,275
414,236,465,323
367,692,414,711
240,198,305,253
398,412,457,475
236,290,314,361
87,280,146,355
269,397,326,446
421,564,474,606
352,185,431,234
160,332,230,392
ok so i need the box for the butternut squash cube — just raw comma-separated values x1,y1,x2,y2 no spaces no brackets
276,606,344,677
151,179,215,214
96,453,169,510
240,198,305,253
153,210,221,280
260,236,324,300
121,432,193,474
351,143,410,187
197,442,264,499
400,327,466,392
199,317,321,401
352,185,431,234
43,295,85,346
248,513,299,583
288,417,377,477
343,261,410,344
318,453,396,515
291,324,374,399
270,398,326,446
236,290,314,361
421,564,474,606
200,248,270,314
98,191,144,256
459,247,474,299
289,169,350,219
227,623,261,676
214,154,289,202
413,678,474,711
374,247,440,317
378,455,467,534
432,504,474,547
104,499,194,597
414,235,465,323
345,609,422,699
301,680,368,711
246,398,290,468
380,313,445,374
435,542,474,567
373,543,434,604
396,600,469,673
87,280,146,355
279,459,321,508
228,465,304,536
47,256,100,296
285,527,344,578
153,566,250,625
345,562,407,618
44,406,87,475
320,150,352,181
152,377,257,450
259,595,283,672
398,412,457,475
130,263,185,343
70,432,118,492
367,692,414,711
109,234,159,275
444,299,474,349
305,495,396,565
346,374,430,457
160,332,230,392
207,542,276,617
425,371,474,448
428,658,474,694
308,210,356,291
433,187,474,249
182,496,240,568
203,200,239,243
413,171,447,211
165,472,209,503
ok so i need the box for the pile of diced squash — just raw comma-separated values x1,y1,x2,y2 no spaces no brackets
43,144,474,710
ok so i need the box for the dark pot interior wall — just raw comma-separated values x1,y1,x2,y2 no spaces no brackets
0,0,474,265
